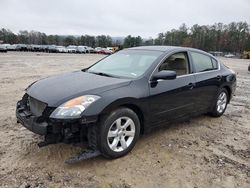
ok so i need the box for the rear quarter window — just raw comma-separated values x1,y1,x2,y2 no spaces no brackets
190,52,218,73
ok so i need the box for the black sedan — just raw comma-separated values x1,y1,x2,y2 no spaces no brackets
16,46,236,161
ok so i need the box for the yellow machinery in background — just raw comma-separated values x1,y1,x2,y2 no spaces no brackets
106,47,120,53
243,51,250,59
112,47,119,52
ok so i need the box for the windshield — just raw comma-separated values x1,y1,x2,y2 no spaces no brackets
87,50,162,78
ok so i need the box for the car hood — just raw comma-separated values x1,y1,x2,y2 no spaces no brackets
27,71,131,107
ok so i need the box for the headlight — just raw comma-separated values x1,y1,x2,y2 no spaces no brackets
50,95,100,119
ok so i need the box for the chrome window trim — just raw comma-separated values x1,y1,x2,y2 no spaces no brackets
177,66,220,78
149,51,221,82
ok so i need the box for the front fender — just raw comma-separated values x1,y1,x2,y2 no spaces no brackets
81,79,149,120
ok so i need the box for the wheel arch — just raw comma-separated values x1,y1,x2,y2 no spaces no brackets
100,98,145,135
120,104,145,135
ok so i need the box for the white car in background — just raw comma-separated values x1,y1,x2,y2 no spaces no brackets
77,46,96,53
77,46,87,53
0,44,17,52
224,53,235,58
1,44,11,50
107,47,114,52
0,44,7,52
56,46,68,53
7,44,17,51
67,45,78,53
86,46,95,53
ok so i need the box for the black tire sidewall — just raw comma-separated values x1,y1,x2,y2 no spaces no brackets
97,108,140,159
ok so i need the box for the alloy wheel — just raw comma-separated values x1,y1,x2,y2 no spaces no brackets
107,117,136,152
217,91,227,113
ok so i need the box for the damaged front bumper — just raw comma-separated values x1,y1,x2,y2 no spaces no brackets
16,101,48,135
16,97,101,163
16,97,98,146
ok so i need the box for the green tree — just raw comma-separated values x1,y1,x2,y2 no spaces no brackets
124,35,143,48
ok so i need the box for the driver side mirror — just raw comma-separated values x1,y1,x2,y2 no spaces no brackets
151,70,177,81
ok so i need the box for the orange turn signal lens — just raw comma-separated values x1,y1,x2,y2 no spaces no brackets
63,96,86,107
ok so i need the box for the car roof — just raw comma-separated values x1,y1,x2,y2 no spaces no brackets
128,45,208,54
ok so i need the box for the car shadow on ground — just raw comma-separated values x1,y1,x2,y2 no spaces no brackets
13,113,216,168
58,114,212,167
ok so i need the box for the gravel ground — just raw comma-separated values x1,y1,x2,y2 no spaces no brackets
0,52,249,188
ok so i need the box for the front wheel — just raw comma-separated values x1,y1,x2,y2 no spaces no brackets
97,108,140,159
210,88,229,117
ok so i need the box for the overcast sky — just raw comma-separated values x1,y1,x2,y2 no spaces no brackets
0,0,249,37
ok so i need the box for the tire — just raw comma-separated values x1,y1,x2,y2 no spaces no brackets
248,65,250,71
97,108,140,159
210,88,229,117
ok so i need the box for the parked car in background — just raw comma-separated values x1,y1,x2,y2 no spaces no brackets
1,44,16,51
67,45,77,53
102,48,113,55
28,45,41,52
1,43,10,47
55,46,68,53
47,45,57,53
7,44,17,51
77,46,87,53
107,47,114,52
95,47,112,55
16,44,28,51
2,44,17,51
0,45,7,52
86,46,95,53
0,44,16,51
16,46,236,161
95,47,103,53
107,47,120,53
39,45,49,53
225,53,235,58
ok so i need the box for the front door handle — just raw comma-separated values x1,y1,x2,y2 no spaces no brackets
187,83,195,90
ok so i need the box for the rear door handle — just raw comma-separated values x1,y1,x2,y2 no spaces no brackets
187,83,195,90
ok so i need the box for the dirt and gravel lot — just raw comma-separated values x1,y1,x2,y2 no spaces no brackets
0,52,249,188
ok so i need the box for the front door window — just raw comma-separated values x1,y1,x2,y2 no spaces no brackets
159,52,189,76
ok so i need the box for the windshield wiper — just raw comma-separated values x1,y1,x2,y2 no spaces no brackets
88,71,119,78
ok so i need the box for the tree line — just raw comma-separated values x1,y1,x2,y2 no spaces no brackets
1,21,250,52
152,22,250,53
0,29,114,48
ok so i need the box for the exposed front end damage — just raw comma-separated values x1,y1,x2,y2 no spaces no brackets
16,93,100,163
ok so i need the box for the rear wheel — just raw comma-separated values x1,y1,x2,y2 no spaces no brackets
210,88,229,117
97,108,140,158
